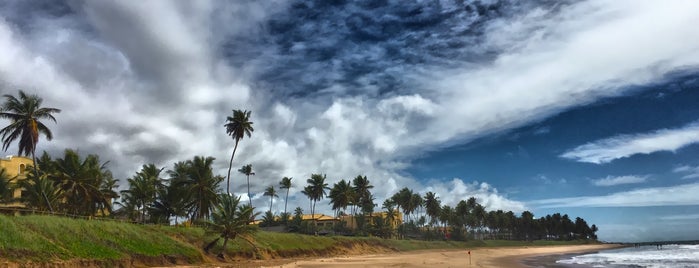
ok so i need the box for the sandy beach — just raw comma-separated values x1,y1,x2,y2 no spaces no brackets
259,244,622,268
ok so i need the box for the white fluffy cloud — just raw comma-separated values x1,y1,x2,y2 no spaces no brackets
1,1,699,215
561,122,699,164
590,175,648,187
531,182,699,208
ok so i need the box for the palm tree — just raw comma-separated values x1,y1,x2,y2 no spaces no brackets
0,90,60,211
263,185,278,213
279,177,292,218
0,168,13,203
238,164,255,207
352,175,373,216
170,156,223,221
224,110,253,195
329,179,354,217
424,192,441,226
203,194,259,259
120,164,164,222
150,182,190,225
19,170,61,211
306,174,329,223
52,149,117,216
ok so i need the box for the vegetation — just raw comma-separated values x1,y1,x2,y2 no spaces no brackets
0,90,61,211
0,214,597,265
0,91,600,263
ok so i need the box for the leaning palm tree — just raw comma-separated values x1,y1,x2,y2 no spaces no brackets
238,164,255,207
224,110,254,195
0,90,60,211
262,185,278,213
279,176,292,218
203,194,260,259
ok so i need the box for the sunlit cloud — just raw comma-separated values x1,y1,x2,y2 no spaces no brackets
590,175,648,186
531,183,699,208
561,122,699,164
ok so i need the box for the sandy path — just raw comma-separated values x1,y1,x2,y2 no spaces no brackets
262,244,622,268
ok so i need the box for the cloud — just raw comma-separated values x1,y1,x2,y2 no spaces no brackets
561,122,699,164
673,165,699,179
531,183,699,208
1,0,699,215
590,175,648,186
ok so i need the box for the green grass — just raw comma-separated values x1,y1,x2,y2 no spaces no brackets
0,215,201,262
0,215,597,264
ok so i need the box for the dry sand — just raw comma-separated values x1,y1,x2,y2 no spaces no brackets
259,244,622,268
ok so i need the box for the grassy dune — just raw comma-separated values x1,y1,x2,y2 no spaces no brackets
0,215,597,266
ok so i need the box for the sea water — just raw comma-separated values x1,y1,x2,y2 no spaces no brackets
556,244,699,268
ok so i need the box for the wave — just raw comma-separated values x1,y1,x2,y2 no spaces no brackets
557,244,699,268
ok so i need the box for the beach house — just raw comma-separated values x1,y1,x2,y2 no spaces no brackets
0,155,33,212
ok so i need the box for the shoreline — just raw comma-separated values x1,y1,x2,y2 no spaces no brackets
258,244,624,268
489,244,626,268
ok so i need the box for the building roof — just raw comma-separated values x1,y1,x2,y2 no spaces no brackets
301,214,337,221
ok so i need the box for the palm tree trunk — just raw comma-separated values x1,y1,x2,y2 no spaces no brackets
219,237,229,259
226,141,239,194
284,188,289,216
204,237,220,253
269,195,273,212
247,175,251,207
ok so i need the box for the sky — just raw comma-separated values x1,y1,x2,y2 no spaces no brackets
1,0,698,243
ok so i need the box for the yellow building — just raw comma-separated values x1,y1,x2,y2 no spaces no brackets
301,213,338,229
339,211,403,230
0,155,33,209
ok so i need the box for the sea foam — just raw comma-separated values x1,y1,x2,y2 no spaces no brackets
557,244,699,268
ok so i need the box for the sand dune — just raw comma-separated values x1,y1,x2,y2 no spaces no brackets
265,244,622,268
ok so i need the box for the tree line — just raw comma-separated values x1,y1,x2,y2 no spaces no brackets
0,90,598,258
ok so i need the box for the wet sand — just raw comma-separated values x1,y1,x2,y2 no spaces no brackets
262,244,622,268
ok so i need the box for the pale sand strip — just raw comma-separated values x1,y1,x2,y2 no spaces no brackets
265,244,623,268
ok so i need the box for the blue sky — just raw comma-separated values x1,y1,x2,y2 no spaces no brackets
0,0,698,242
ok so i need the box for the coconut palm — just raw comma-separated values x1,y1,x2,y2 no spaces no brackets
306,174,329,223
170,156,223,221
0,90,60,211
150,182,190,225
120,164,164,222
424,191,440,226
262,185,278,213
238,164,255,207
279,177,292,218
328,179,354,217
224,110,254,195
51,149,117,216
352,175,373,216
203,194,259,259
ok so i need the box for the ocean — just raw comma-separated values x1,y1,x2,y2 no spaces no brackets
555,244,699,268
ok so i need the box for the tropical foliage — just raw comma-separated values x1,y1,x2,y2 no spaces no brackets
202,194,259,259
